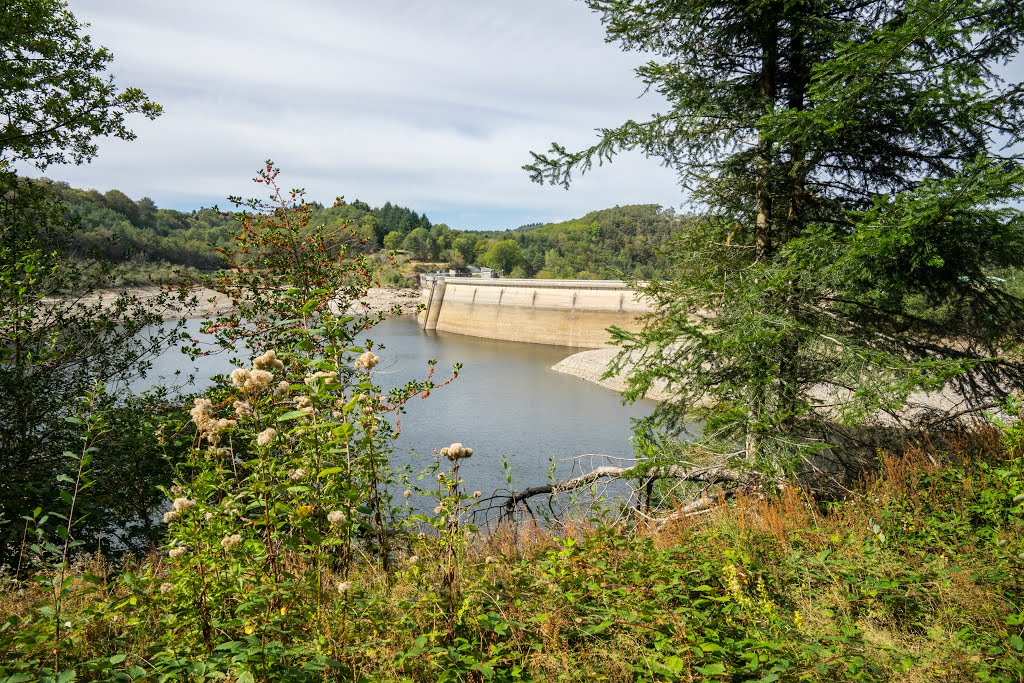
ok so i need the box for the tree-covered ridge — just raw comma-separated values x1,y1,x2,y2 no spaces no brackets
36,179,680,282
35,180,435,281
502,204,679,279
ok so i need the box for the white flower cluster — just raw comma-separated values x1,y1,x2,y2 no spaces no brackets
163,497,196,524
189,398,236,442
168,546,188,559
273,380,290,400
233,400,252,418
327,510,346,525
289,468,307,481
336,580,353,595
440,442,473,461
304,370,339,387
256,427,276,447
353,351,379,371
230,367,275,394
253,350,285,372
220,533,242,550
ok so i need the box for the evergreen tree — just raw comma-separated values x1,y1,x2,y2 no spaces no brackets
527,0,1024,471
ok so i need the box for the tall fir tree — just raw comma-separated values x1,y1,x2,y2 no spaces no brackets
527,0,1024,471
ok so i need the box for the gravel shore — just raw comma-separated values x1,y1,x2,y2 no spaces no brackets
553,346,998,422
552,347,673,402
62,286,421,320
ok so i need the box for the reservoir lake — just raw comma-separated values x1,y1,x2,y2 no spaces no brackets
136,315,654,497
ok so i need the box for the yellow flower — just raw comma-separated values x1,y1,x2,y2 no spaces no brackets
295,505,314,517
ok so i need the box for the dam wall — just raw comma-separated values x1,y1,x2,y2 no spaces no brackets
417,276,650,348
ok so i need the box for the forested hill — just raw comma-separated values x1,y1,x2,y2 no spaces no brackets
39,180,434,280
494,204,680,279
37,179,681,282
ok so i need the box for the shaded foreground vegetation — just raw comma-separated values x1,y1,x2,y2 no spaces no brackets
2,427,1023,682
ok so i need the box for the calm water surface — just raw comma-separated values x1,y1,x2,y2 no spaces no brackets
137,316,653,495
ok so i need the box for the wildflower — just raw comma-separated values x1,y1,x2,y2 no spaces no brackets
232,367,274,394
160,582,174,594
289,468,307,481
248,369,273,390
162,510,178,524
168,547,187,559
220,533,243,550
172,497,196,513
336,580,353,595
408,555,420,565
473,491,482,498
204,512,214,521
230,368,251,390
440,442,473,461
274,380,290,399
304,370,339,387
403,489,412,499
253,350,285,372
216,418,236,431
485,556,496,564
433,505,444,515
353,351,379,371
294,396,313,412
189,398,215,432
295,505,314,517
233,400,252,418
256,427,276,447
327,510,346,525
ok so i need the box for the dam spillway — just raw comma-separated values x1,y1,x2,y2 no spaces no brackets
417,276,651,348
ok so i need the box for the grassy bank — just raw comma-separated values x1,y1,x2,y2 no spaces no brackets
2,429,1022,682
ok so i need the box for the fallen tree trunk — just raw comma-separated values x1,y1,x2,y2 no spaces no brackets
479,459,763,524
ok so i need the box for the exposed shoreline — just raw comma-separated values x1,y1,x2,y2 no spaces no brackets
57,286,421,321
552,347,674,402
552,347,1000,424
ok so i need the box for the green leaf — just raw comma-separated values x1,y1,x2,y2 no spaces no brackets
277,410,310,422
1,674,37,683
318,467,345,478
695,662,726,676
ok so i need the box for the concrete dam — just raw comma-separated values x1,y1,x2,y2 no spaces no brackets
417,276,651,348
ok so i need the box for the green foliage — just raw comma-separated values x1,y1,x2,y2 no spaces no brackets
480,239,524,275
3,429,1023,681
529,0,1024,472
470,205,679,279
0,0,161,169
0,173,193,565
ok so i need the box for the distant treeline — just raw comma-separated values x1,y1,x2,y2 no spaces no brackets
38,179,682,281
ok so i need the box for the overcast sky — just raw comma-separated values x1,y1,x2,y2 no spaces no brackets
24,0,684,230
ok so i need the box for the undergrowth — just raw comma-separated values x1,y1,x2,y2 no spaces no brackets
2,428,1022,682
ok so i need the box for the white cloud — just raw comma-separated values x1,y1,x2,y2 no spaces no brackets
25,0,684,228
